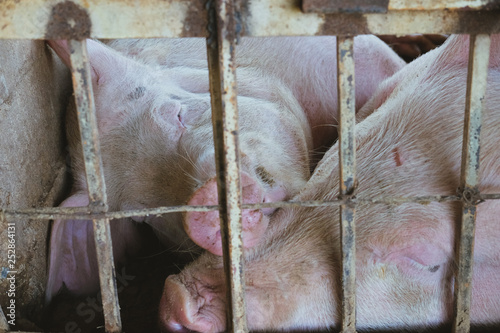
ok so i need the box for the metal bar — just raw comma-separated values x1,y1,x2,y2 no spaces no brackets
387,0,498,11
337,36,357,333
453,34,491,333
1,1,500,39
3,193,500,220
303,0,498,13
303,0,390,14
68,40,122,333
206,0,248,332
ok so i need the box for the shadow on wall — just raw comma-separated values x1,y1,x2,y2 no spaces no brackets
0,40,72,331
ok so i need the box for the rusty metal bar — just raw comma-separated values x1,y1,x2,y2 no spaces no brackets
303,0,499,13
3,193,500,221
206,0,248,332
1,1,500,39
68,40,122,333
453,34,491,333
303,0,390,14
337,36,357,333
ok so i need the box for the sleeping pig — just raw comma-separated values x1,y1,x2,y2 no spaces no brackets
45,36,405,301
159,34,500,332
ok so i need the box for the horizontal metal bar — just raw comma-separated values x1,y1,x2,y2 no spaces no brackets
3,193,500,220
1,0,499,39
453,34,491,333
303,0,499,14
337,36,358,333
388,0,500,11
303,0,390,14
68,39,121,333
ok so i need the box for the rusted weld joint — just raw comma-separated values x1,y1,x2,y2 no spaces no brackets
338,189,357,208
338,179,358,207
45,1,91,40
205,0,242,48
458,186,484,206
89,200,108,214
337,195,356,208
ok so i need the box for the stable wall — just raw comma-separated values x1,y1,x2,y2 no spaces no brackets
0,40,70,330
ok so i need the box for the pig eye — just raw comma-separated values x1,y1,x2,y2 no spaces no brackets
255,166,275,186
428,265,440,273
177,108,186,128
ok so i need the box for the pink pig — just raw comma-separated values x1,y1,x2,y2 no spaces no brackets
45,36,405,301
159,35,500,332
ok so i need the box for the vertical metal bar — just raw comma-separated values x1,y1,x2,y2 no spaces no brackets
68,40,122,333
337,36,357,333
205,0,248,332
453,34,491,333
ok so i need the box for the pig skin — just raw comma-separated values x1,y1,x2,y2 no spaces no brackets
159,35,500,332
45,36,405,302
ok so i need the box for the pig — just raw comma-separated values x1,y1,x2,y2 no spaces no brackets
45,36,405,301
159,34,500,332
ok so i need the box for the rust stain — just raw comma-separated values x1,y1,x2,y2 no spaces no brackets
321,12,369,38
303,0,389,14
181,0,208,37
454,10,500,34
45,1,91,40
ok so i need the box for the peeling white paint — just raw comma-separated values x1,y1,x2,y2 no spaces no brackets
389,0,491,10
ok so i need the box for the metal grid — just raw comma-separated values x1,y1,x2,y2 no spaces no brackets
1,1,500,333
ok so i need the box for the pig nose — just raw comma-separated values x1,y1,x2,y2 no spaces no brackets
159,276,192,332
159,275,212,333
184,172,268,255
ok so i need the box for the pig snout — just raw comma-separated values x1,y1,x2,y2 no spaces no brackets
184,172,272,256
159,274,225,333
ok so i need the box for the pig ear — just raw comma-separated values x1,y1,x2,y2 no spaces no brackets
47,39,131,87
47,40,98,84
358,35,500,122
45,192,99,303
430,34,500,71
46,192,144,303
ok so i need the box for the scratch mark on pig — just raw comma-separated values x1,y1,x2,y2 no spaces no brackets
392,147,403,167
128,86,146,100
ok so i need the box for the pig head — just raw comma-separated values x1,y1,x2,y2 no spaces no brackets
160,35,500,332
45,36,405,301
